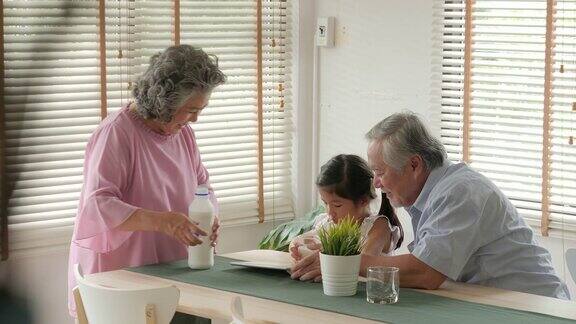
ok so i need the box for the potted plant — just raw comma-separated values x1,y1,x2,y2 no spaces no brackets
317,216,363,296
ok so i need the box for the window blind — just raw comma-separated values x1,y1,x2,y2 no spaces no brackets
0,0,7,260
549,0,576,234
2,0,294,256
179,0,293,225
4,0,101,254
437,0,576,235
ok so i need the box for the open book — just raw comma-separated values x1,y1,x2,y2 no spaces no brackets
227,250,293,271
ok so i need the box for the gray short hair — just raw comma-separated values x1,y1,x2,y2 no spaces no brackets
365,111,446,172
132,44,226,122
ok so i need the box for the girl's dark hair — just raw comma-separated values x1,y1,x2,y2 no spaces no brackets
377,191,404,249
316,154,404,250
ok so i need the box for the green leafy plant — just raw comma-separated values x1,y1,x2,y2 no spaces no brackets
317,216,363,256
258,205,325,252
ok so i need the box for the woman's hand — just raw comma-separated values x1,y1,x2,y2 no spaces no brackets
210,215,221,247
158,211,207,246
290,250,322,282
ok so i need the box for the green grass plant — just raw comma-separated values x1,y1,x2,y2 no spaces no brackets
317,215,363,256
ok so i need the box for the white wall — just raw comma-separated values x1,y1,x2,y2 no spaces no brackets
538,235,576,294
316,0,435,163
2,222,278,324
311,0,576,296
291,0,316,218
311,0,430,280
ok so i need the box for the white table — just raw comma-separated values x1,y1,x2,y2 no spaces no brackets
88,250,576,323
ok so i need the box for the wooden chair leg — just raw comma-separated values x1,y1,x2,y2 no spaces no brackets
73,287,89,324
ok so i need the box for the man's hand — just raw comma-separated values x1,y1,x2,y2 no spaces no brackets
290,250,322,282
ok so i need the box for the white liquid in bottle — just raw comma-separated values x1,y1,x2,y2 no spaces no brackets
187,185,215,269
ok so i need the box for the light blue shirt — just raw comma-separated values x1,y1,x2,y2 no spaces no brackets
407,161,571,300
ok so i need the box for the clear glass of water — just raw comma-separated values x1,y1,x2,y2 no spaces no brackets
366,266,399,304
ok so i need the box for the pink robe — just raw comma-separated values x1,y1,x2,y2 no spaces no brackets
67,106,217,316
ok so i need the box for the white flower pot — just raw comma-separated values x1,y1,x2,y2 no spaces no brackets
319,253,361,296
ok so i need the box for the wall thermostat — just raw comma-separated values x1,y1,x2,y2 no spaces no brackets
316,17,335,47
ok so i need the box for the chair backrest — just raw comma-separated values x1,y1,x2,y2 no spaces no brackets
74,264,180,324
230,296,263,324
229,296,245,324
567,249,576,284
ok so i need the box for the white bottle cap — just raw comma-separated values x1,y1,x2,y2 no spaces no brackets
195,185,209,196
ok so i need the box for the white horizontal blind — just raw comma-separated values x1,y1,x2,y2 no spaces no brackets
123,0,175,117
437,0,466,161
104,0,177,113
0,0,6,260
2,0,294,254
260,0,294,222
550,0,576,232
469,0,546,222
179,0,294,224
105,0,136,114
3,0,101,252
437,0,576,234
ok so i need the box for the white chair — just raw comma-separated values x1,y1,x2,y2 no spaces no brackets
567,249,576,284
229,296,246,324
229,296,267,324
73,264,180,324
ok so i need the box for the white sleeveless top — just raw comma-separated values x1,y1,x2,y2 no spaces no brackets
312,213,401,255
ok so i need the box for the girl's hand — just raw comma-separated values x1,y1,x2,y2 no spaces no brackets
290,236,322,261
290,241,304,261
302,237,322,251
158,211,207,246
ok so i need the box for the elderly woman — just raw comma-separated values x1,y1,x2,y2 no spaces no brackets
67,45,226,318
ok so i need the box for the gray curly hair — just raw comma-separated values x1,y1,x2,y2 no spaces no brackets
365,111,447,172
132,44,226,122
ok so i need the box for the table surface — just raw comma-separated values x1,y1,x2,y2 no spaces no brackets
88,249,576,323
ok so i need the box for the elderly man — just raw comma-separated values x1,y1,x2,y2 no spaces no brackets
291,112,570,299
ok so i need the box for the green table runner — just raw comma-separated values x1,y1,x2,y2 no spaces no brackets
129,256,574,324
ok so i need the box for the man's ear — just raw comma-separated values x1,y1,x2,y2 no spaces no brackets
409,155,425,174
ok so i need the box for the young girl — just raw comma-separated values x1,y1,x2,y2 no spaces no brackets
290,154,404,261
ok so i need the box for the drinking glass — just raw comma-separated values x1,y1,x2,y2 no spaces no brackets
366,266,399,304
